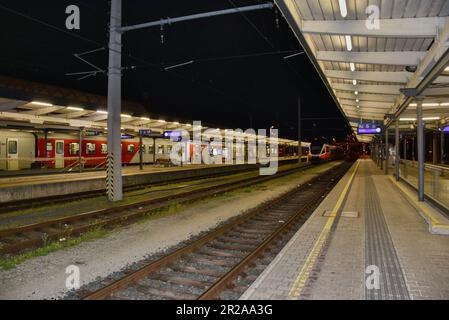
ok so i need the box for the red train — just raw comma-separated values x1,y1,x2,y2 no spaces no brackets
307,143,338,162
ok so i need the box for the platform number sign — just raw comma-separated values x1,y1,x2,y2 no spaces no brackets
358,123,382,135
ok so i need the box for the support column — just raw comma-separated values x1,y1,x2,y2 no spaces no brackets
442,131,446,164
412,136,415,162
385,128,389,175
79,128,83,173
433,131,440,164
395,119,400,181
297,96,302,163
107,0,123,201
139,131,143,170
43,129,48,169
380,138,383,170
403,136,407,160
417,97,425,202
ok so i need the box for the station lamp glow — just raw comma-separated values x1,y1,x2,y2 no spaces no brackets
158,119,166,123
352,79,357,85
121,114,132,118
338,0,348,18
345,35,352,51
446,66,449,72
140,117,150,121
354,91,358,95
423,103,440,107
356,99,360,103
97,110,108,114
400,117,440,121
31,101,53,107
349,62,355,72
67,106,84,111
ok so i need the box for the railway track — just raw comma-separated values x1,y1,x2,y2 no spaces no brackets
80,161,352,300
0,161,321,256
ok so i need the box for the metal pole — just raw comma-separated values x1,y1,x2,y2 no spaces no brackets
417,97,425,202
139,131,143,170
119,3,274,33
432,131,438,165
380,137,383,170
385,128,389,175
442,131,445,164
43,129,48,169
412,136,415,161
79,128,83,173
107,0,123,201
395,119,400,181
297,96,302,163
403,136,407,160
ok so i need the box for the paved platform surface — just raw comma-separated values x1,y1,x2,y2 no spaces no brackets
241,159,449,300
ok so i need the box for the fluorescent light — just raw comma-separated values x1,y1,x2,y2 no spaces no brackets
345,35,352,51
158,119,166,123
338,0,348,18
356,99,359,102
121,114,132,118
349,62,355,72
409,103,417,107
423,103,439,107
67,106,84,111
400,117,441,121
445,66,449,72
140,117,150,121
186,124,192,127
32,101,53,107
352,79,357,85
97,110,108,114
173,121,180,125
440,102,449,106
354,91,358,95
356,105,360,108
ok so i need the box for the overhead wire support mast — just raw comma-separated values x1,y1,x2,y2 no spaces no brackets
105,1,275,201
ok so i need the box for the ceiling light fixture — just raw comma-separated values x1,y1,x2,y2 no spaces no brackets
67,106,84,111
349,62,355,72
31,101,53,107
345,35,352,51
338,0,348,18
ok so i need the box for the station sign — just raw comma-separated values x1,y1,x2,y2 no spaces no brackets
139,129,152,137
84,130,101,136
163,130,183,142
121,134,134,139
357,123,382,134
442,126,449,133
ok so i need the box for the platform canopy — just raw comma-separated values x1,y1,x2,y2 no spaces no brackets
276,0,449,143
0,97,300,146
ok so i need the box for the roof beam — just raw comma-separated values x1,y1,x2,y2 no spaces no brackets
326,70,410,83
0,100,30,111
302,17,445,38
63,110,95,119
22,106,65,115
333,83,403,95
340,100,393,108
316,51,424,66
335,92,397,103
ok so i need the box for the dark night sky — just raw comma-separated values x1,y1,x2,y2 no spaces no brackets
0,0,351,141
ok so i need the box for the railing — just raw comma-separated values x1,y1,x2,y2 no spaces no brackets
399,159,449,210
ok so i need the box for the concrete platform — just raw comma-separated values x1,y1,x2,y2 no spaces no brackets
0,158,299,203
241,159,449,300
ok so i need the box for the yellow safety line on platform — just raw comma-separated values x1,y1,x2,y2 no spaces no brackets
288,160,360,299
388,176,449,230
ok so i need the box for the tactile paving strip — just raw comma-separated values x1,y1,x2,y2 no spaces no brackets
364,177,410,300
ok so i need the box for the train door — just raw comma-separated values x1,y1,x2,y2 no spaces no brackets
55,140,65,169
6,138,19,170
0,137,6,170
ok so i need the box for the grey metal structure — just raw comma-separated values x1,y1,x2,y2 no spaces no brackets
297,96,301,163
417,98,424,202
395,120,400,181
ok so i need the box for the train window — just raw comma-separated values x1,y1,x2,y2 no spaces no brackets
46,142,53,151
148,145,155,155
127,144,135,153
56,142,64,155
140,144,146,154
86,143,96,155
8,140,17,155
101,144,108,154
157,145,164,154
69,143,79,155
165,145,172,154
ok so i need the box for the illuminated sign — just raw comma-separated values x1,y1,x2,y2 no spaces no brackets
443,126,449,133
139,129,152,137
358,123,382,134
163,131,182,142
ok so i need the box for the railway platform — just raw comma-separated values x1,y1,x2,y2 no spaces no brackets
241,159,449,300
0,157,300,203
